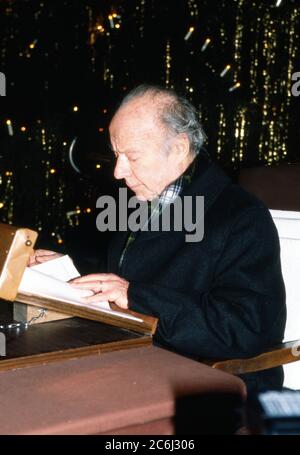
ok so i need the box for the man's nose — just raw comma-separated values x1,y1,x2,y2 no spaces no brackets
114,154,130,180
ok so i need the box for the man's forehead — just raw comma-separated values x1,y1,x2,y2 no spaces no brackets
109,122,156,149
110,105,160,139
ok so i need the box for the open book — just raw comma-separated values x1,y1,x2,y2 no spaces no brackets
17,255,157,335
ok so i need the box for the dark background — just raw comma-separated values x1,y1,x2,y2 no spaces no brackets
0,0,299,267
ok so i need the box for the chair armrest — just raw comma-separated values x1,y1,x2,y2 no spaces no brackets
211,339,300,375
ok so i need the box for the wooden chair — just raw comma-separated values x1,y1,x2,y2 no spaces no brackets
212,164,300,386
212,339,300,375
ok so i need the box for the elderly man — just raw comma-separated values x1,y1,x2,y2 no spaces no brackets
31,85,286,393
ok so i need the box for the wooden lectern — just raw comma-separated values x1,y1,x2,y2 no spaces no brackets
0,223,158,372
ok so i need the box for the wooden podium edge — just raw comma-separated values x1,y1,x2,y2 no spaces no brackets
0,336,152,372
16,292,158,336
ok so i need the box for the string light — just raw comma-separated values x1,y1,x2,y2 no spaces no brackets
229,82,241,92
201,38,211,52
165,40,171,87
108,14,114,28
220,64,231,77
276,0,282,7
233,107,247,163
138,0,146,38
233,0,244,83
73,105,79,112
29,39,37,49
66,210,77,217
107,12,122,30
6,119,13,136
216,105,226,159
187,0,199,19
184,26,195,41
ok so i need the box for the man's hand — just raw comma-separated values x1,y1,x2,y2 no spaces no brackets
70,273,129,309
28,249,63,267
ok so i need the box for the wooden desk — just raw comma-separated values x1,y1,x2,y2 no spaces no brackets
0,345,246,435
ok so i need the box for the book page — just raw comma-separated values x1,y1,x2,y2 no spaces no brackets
19,267,142,322
31,255,80,281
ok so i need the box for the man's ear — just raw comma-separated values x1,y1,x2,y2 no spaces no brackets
174,133,190,159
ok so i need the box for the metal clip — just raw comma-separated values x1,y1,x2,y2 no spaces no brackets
25,308,47,327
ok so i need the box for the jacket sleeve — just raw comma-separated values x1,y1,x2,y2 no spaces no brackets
128,207,286,359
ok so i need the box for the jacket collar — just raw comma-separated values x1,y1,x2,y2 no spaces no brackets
132,154,230,242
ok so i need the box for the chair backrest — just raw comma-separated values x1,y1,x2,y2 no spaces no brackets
269,210,300,344
239,165,300,389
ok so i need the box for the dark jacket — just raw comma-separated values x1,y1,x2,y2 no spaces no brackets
108,156,286,392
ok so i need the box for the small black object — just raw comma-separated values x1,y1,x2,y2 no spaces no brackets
247,390,300,435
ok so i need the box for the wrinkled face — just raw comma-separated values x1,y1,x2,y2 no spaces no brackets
109,95,190,201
